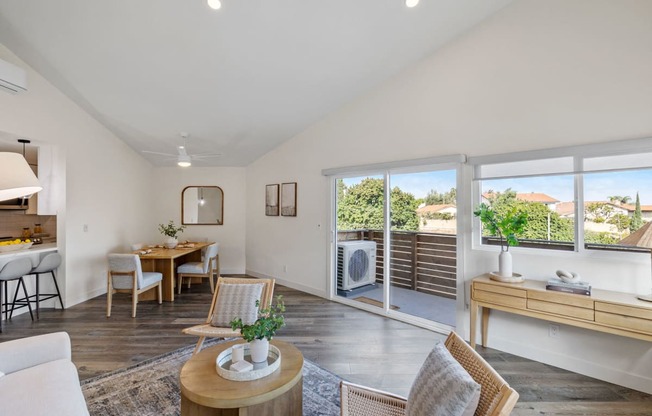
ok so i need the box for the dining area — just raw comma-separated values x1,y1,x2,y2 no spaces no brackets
105,185,225,318
106,239,220,317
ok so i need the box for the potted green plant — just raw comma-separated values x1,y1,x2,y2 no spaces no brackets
230,296,286,363
158,220,186,249
473,203,527,280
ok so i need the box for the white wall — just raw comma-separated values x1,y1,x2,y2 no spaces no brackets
0,43,153,306
150,167,247,274
246,0,652,392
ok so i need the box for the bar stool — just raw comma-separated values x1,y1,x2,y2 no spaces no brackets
0,258,34,333
12,253,64,320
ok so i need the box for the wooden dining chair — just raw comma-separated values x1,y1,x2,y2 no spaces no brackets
106,254,162,318
182,276,275,354
177,243,219,294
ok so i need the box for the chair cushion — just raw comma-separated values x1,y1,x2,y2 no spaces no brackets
177,262,205,274
211,283,265,327
406,341,481,416
141,272,163,288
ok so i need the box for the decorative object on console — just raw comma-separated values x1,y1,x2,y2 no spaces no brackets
281,182,297,217
546,278,591,296
265,184,279,216
474,203,527,283
230,295,286,363
158,220,185,249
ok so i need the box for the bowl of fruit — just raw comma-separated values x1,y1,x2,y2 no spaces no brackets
0,239,33,253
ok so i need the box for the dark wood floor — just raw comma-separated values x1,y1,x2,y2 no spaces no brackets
1,280,651,415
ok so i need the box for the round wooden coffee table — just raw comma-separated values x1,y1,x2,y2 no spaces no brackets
180,339,304,416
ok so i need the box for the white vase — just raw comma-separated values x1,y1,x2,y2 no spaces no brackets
249,339,269,363
498,251,512,278
164,237,178,249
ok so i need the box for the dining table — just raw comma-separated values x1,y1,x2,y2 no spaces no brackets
135,241,213,302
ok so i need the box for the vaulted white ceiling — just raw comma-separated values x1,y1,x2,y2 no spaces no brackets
0,0,512,166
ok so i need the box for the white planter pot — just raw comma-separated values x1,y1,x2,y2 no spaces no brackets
498,251,512,278
249,339,269,363
164,237,178,249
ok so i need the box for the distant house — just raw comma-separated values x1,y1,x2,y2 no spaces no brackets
555,201,651,221
619,203,652,221
481,192,559,209
416,204,457,218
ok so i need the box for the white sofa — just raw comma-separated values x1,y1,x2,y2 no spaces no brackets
0,331,89,415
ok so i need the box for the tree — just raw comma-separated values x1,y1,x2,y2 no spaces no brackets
337,178,419,231
608,195,632,204
607,213,631,233
424,187,456,205
585,202,615,223
630,192,643,232
483,190,573,242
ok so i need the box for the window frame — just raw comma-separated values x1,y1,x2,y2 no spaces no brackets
469,137,652,256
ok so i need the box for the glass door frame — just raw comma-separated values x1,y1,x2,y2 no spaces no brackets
328,162,465,333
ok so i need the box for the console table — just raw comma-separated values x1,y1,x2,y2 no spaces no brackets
470,274,652,348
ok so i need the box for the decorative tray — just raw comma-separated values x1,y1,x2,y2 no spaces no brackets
215,344,281,381
489,272,523,283
0,242,33,253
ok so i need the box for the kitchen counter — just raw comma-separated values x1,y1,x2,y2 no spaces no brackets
0,243,58,268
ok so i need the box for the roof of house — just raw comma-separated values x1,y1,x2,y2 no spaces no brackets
416,204,456,215
482,192,559,204
555,201,652,216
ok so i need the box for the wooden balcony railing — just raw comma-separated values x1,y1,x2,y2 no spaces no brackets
338,230,457,300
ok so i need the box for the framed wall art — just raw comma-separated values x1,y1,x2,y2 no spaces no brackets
281,182,297,217
265,184,279,216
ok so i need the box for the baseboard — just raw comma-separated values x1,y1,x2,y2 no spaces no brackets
66,286,106,308
245,269,328,299
488,335,652,395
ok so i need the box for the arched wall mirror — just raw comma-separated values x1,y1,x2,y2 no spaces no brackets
182,186,224,225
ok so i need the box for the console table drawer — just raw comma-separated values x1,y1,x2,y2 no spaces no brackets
595,302,652,321
528,290,594,309
474,282,526,298
595,311,652,334
527,299,594,321
474,290,527,309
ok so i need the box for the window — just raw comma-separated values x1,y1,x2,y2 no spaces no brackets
471,141,652,254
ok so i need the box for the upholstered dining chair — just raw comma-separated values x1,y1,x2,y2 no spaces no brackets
0,258,34,332
340,331,519,416
182,276,275,355
177,243,219,294
106,253,162,318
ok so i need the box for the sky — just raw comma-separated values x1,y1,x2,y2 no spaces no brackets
342,169,652,205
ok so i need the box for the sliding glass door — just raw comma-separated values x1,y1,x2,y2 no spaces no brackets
333,166,459,328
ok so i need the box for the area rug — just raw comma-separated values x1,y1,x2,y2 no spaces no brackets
81,339,341,416
355,296,400,310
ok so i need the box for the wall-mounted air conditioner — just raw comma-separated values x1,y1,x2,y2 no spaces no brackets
0,58,27,94
337,240,377,290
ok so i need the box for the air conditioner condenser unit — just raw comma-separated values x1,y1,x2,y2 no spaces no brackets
337,240,377,290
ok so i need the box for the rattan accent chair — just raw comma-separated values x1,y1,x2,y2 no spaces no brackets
340,331,519,416
182,276,275,355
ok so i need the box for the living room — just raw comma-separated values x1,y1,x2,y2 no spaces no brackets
1,0,651,414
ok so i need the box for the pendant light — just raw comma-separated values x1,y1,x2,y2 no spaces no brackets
0,139,42,201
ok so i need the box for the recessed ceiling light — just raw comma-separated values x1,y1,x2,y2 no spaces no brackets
405,0,419,8
207,0,221,10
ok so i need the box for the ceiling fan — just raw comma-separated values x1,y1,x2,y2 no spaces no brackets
141,133,222,167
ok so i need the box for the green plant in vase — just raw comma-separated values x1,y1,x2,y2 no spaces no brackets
474,203,527,280
158,220,185,248
230,296,285,363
